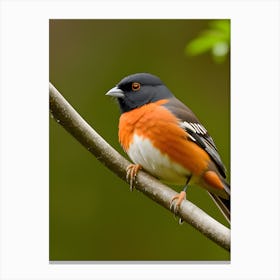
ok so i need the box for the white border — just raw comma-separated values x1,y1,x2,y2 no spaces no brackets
0,0,279,279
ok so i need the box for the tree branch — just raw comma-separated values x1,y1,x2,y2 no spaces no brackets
49,82,230,251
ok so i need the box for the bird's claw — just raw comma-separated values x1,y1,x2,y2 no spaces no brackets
126,164,142,191
169,191,187,221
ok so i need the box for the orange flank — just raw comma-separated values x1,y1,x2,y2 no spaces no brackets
203,171,224,190
118,100,210,176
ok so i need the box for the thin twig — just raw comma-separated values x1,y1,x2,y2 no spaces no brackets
49,82,230,251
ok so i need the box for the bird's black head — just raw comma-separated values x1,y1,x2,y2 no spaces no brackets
106,73,174,113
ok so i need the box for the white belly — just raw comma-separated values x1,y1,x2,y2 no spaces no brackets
127,134,190,184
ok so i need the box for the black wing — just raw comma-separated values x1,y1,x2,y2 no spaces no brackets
163,97,227,178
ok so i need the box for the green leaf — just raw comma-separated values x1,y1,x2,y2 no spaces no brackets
185,20,230,62
185,32,224,56
209,20,230,39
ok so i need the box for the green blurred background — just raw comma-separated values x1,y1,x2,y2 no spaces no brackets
49,20,230,261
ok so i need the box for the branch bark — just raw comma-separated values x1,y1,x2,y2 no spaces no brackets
49,82,230,251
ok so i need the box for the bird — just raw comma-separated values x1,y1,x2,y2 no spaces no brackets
106,73,230,223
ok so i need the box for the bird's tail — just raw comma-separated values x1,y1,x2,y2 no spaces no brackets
208,181,230,224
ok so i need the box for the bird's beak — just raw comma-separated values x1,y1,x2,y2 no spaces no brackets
105,86,125,98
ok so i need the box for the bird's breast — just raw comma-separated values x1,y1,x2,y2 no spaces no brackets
118,100,210,183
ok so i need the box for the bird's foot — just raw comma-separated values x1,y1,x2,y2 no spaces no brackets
170,191,186,217
126,164,142,191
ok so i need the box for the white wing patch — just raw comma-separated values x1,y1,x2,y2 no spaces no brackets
127,134,190,184
180,121,207,135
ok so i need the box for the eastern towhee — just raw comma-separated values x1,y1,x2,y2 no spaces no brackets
106,73,230,223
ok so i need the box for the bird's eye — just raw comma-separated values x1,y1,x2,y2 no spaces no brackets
131,82,141,91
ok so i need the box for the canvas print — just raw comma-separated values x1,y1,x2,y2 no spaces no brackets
49,19,230,261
